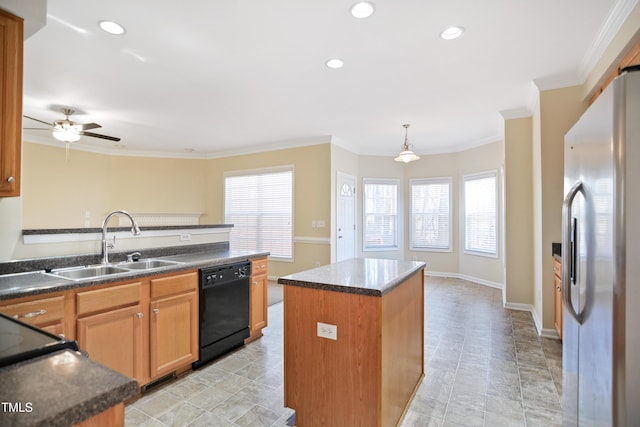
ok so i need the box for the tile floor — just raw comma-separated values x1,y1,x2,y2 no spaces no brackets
124,276,563,426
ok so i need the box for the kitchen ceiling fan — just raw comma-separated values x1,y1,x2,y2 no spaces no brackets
23,107,120,142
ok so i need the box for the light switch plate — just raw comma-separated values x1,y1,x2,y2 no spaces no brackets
317,322,337,340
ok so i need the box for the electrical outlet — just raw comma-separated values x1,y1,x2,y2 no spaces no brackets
180,233,191,241
317,322,337,340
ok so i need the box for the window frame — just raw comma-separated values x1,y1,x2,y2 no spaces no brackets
362,178,400,252
224,165,294,261
410,177,453,252
463,170,498,258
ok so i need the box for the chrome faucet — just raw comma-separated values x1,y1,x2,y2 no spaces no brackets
101,210,141,264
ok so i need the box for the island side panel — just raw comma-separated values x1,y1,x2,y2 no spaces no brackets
381,269,425,426
284,285,381,427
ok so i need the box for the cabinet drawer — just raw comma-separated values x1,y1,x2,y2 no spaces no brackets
151,272,198,299
0,296,64,326
76,282,141,316
251,258,268,276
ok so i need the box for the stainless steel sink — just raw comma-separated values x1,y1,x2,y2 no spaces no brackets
118,259,181,270
49,265,130,280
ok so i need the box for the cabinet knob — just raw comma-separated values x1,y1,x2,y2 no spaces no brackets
7,176,14,183
153,308,160,315
137,312,143,319
253,281,258,286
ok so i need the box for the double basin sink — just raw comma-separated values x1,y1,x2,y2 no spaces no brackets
45,259,183,281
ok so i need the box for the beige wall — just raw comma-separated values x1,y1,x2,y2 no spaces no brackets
458,142,505,285
22,142,208,228
205,143,333,278
504,117,534,305
405,151,460,274
358,141,505,287
533,86,587,333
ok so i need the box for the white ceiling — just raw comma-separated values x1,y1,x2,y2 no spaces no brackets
14,0,634,158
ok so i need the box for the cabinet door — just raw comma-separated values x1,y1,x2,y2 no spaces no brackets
0,11,23,197
248,273,268,340
554,275,563,340
77,304,144,382
149,291,198,379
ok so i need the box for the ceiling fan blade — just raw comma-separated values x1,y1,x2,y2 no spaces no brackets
23,115,53,127
23,127,52,130
80,131,121,142
75,122,102,131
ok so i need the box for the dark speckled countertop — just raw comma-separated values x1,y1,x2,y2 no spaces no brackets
278,258,426,296
0,349,138,426
0,243,269,301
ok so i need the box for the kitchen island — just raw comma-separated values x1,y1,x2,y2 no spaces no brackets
278,258,426,427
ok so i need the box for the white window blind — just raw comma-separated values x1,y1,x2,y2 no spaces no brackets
224,167,293,259
410,178,452,251
464,171,497,256
363,179,398,250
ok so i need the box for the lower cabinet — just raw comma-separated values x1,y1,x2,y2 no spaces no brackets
77,304,144,381
553,257,563,340
246,257,268,343
75,271,198,386
149,289,198,378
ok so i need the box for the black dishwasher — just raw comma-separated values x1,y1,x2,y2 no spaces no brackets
193,261,250,369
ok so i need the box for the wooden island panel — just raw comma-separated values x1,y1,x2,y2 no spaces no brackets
283,260,425,427
284,286,381,426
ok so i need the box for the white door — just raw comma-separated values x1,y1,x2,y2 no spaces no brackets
337,172,356,261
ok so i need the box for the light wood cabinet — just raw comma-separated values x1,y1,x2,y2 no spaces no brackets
0,10,23,197
0,293,70,338
246,257,268,343
149,273,198,379
76,281,144,381
554,257,563,340
77,303,144,381
75,271,198,386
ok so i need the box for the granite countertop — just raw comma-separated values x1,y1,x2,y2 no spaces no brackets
0,349,138,427
0,244,269,301
278,258,426,297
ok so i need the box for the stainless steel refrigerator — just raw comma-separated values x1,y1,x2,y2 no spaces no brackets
562,65,640,426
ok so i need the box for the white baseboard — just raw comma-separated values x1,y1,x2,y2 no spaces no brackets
427,271,558,340
425,271,504,290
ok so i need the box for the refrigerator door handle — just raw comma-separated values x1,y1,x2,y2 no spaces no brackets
562,181,584,325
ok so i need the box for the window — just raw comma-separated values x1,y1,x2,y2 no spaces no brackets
464,171,498,256
224,167,293,259
410,178,452,251
363,179,398,250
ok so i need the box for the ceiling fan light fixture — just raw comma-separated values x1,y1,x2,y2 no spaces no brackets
99,20,126,35
350,2,375,19
393,124,420,163
53,129,81,142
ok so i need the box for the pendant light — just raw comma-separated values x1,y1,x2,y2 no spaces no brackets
394,124,420,163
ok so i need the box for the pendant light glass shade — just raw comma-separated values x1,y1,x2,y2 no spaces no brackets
394,124,420,163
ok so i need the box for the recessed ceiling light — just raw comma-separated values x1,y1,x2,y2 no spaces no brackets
440,26,465,40
326,58,344,69
99,20,126,35
350,2,375,19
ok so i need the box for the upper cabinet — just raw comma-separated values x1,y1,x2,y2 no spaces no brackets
0,10,23,197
